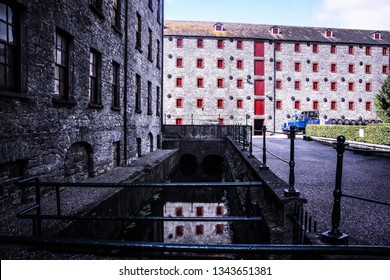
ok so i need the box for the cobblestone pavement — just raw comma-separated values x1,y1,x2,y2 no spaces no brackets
252,135,390,246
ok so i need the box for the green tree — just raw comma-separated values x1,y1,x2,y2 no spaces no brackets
375,73,390,123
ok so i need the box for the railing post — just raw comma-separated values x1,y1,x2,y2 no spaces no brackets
260,126,269,170
322,135,349,244
284,125,300,197
34,177,42,236
242,125,247,150
248,125,254,158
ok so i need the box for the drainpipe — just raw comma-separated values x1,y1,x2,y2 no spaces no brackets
123,0,129,164
273,41,276,133
160,1,165,136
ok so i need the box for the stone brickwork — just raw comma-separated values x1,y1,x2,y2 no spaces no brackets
163,21,390,133
0,0,163,211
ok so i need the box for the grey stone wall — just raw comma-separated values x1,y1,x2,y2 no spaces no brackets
0,0,163,211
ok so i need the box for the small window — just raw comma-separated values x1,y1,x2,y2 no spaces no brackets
366,102,372,111
176,207,183,216
383,47,389,56
237,79,243,89
54,30,70,99
276,80,282,90
275,42,282,51
237,99,243,109
313,62,319,72
197,77,204,88
214,23,224,31
135,13,142,51
348,82,355,91
216,224,224,235
177,38,183,48
325,29,333,37
217,99,224,109
365,82,372,92
331,63,337,73
196,224,204,235
365,46,371,56
276,100,282,109
216,206,224,216
218,118,224,125
365,65,372,74
176,118,183,125
294,101,301,110
294,43,301,52
197,39,204,48
111,61,120,109
217,59,224,69
372,32,381,40
348,101,355,110
135,74,142,113
271,26,280,35
147,28,153,61
331,101,337,110
348,64,355,73
197,58,204,68
237,40,244,49
276,61,282,71
196,206,204,216
90,0,103,13
176,98,183,108
176,57,183,68
313,101,319,110
331,82,337,91
217,78,224,88
383,65,389,74
111,0,121,30
176,77,183,87
89,49,101,106
348,46,355,54
294,80,301,90
294,62,301,72
313,81,319,91
217,40,224,49
175,225,184,236
197,99,203,108
330,45,337,54
313,44,319,53
237,59,244,69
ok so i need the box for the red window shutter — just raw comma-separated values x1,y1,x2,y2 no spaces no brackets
349,102,354,110
176,78,183,87
366,102,372,111
294,81,301,90
276,61,282,71
217,99,224,108
254,80,265,96
254,41,264,57
331,82,337,91
295,62,301,72
313,44,319,53
237,99,243,108
197,39,204,48
294,43,300,52
197,78,203,88
276,100,282,109
348,64,354,73
197,99,203,108
383,65,389,74
176,58,183,67
365,83,372,92
217,59,224,68
237,40,243,49
237,79,243,88
275,42,282,51
294,101,300,110
348,82,354,91
313,101,319,110
197,59,204,68
331,101,337,110
276,80,282,89
237,60,243,69
176,98,183,107
383,47,389,56
217,78,224,88
254,60,264,76
254,99,265,115
217,40,224,49
177,38,183,48
176,118,183,125
331,63,337,72
218,118,224,125
331,45,337,54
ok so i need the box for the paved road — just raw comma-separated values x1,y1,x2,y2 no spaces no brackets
252,135,390,246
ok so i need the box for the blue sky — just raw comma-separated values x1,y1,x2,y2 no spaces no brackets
164,0,390,30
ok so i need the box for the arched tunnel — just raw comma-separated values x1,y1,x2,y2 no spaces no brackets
178,153,224,179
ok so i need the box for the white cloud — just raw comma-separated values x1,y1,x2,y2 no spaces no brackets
313,0,390,30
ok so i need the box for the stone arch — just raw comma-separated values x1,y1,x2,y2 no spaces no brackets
64,142,93,182
179,153,197,176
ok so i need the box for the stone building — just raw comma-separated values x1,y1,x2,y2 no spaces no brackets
163,21,390,134
0,0,163,211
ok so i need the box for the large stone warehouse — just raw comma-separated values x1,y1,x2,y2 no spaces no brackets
0,0,163,211
163,20,390,133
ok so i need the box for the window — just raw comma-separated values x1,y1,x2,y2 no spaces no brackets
325,29,333,37
217,78,224,88
176,77,183,87
176,57,183,67
276,61,282,71
237,59,244,69
365,82,372,92
215,23,223,31
294,101,301,110
373,32,381,40
294,80,301,90
383,65,389,74
217,39,224,49
111,61,120,109
331,82,337,91
276,80,282,90
157,0,161,23
175,225,184,236
348,101,354,110
135,74,141,112
177,38,183,48
197,98,203,108
237,99,243,109
271,26,280,34
217,99,224,109
196,225,204,235
216,224,224,235
313,81,319,91
365,65,372,74
365,46,371,55
111,0,121,30
294,43,301,52
148,0,153,11
216,206,224,216
348,82,354,91
254,60,264,75
219,118,224,125
330,45,337,54
313,62,319,72
254,41,264,56
175,207,183,216
156,86,160,116
276,100,282,109
254,99,265,115
196,58,204,68
331,63,337,73
0,1,19,92
217,59,224,69
135,13,142,51
275,42,282,51
237,40,243,49
331,101,337,110
89,49,101,106
54,30,70,99
366,102,372,111
197,77,204,88
147,28,153,61
237,79,243,88
313,44,319,53
348,46,354,54
90,0,102,13
254,80,265,96
176,118,183,125
383,47,389,56
176,98,183,108
313,101,319,110
156,40,160,68
294,62,301,72
197,39,204,48
348,64,355,73
147,81,152,114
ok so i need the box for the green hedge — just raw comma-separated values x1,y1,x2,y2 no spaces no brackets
306,124,390,145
